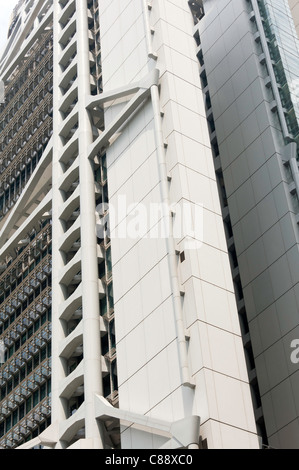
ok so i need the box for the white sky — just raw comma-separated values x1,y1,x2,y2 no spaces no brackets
0,0,20,55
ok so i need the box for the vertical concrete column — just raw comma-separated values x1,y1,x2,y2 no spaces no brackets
143,0,193,389
51,1,69,442
75,0,105,447
150,83,193,388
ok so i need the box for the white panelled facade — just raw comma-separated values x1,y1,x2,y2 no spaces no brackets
100,0,259,449
0,0,260,449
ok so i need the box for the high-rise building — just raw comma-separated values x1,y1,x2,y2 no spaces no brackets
194,0,299,449
0,0,298,451
0,0,53,449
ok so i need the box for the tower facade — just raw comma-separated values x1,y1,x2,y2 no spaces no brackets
195,0,299,448
6,0,299,450
0,0,53,448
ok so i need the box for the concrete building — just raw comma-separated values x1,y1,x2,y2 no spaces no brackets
195,0,299,449
0,0,259,450
0,0,299,451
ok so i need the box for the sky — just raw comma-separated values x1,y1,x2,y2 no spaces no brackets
0,0,20,55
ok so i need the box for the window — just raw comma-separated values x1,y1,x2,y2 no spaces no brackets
19,403,25,420
41,347,47,362
108,283,114,311
26,396,32,413
7,380,12,393
6,415,11,432
106,246,112,278
33,390,39,407
34,354,39,368
40,383,46,400
27,360,33,374
13,409,18,426
100,297,107,317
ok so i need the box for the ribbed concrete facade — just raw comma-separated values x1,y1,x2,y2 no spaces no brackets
0,0,53,448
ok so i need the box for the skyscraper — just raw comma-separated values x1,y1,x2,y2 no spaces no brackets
0,0,298,450
0,0,53,448
194,0,299,449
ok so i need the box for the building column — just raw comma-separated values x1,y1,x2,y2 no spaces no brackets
76,0,105,447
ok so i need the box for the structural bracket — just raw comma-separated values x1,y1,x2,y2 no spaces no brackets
87,69,160,159
94,394,200,449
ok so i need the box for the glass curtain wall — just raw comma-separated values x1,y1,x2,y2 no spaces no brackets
258,0,299,145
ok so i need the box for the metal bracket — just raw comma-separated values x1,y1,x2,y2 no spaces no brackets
94,394,200,449
87,69,160,159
